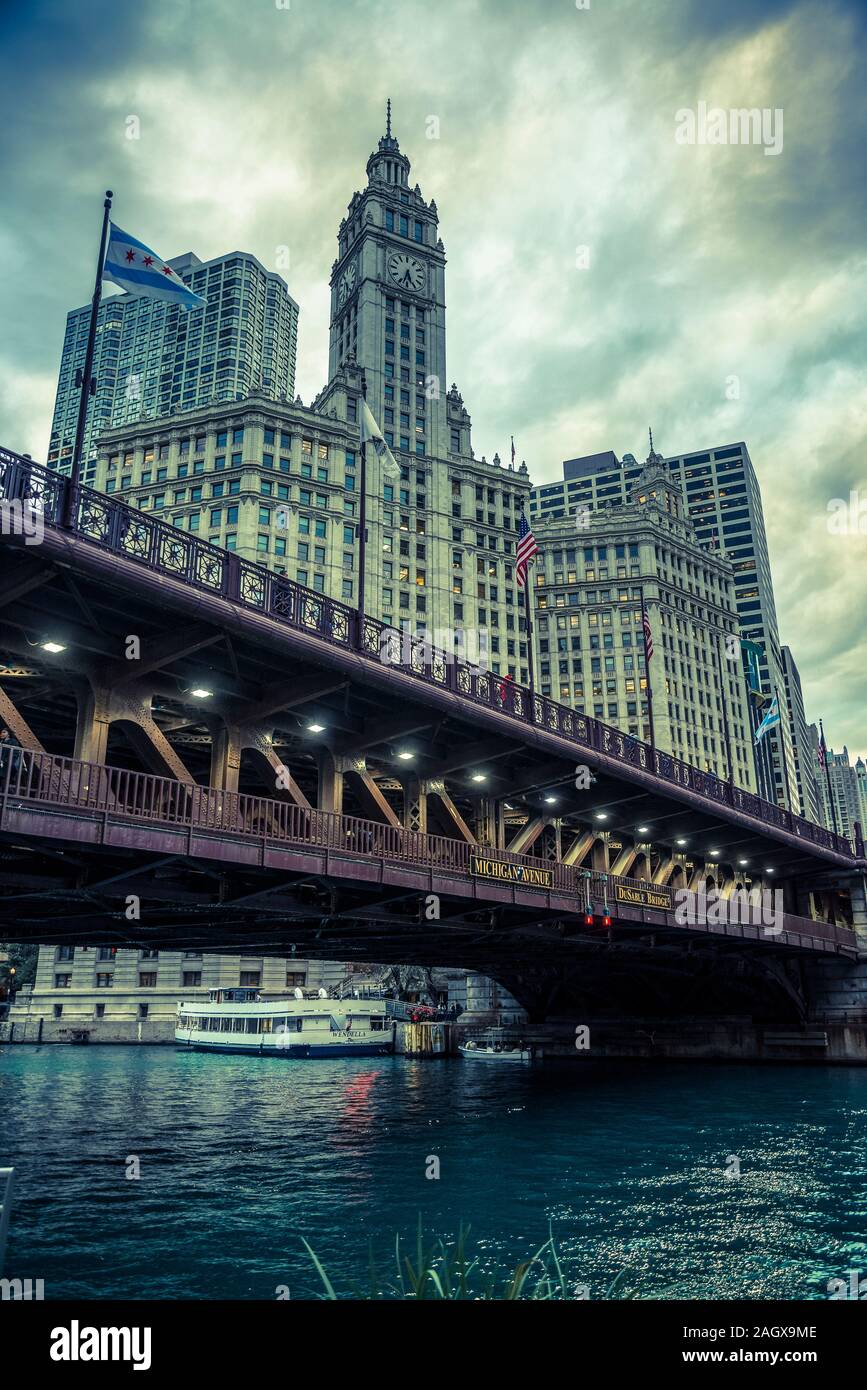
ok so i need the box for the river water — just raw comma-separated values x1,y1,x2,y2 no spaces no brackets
1,1047,865,1300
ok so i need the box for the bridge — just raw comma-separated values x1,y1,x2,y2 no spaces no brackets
0,445,865,1030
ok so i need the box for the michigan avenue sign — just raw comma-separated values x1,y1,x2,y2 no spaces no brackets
470,855,554,889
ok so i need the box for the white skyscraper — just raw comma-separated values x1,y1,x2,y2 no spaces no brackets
92,109,532,679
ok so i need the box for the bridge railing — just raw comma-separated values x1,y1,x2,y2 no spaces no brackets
0,743,573,884
0,746,856,955
0,445,854,860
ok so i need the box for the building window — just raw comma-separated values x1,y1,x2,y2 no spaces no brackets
54,973,71,989
139,973,157,988
183,972,202,987
240,971,260,986
96,973,113,988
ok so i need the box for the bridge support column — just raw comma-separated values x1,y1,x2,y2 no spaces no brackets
426,780,476,844
402,777,428,834
718,871,738,900
0,686,47,752
72,683,110,764
317,749,344,815
74,681,195,783
803,873,867,1059
208,722,242,793
851,876,867,946
653,856,675,885
342,757,401,827
243,726,310,807
634,850,652,882
473,796,500,849
591,834,610,873
611,842,639,877
535,823,560,863
508,816,544,855
688,864,715,892
563,828,594,867
551,819,563,862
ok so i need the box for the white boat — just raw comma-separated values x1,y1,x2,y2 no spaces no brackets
176,987,394,1057
458,1029,534,1064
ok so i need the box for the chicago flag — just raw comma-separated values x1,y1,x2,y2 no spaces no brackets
103,223,206,310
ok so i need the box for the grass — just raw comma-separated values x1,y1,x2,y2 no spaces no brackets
300,1220,640,1300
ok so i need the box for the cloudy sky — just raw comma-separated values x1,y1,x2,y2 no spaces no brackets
1,0,865,756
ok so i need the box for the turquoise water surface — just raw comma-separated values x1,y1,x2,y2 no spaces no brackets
1,1046,866,1299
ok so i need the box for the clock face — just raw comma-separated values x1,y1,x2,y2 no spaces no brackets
387,252,425,292
337,262,357,305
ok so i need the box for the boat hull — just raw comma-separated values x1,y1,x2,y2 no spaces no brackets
177,1036,394,1057
458,1044,532,1064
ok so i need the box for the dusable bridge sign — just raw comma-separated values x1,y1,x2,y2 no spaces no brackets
614,883,674,911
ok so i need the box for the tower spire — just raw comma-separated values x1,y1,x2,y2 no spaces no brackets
649,425,654,454
386,97,391,139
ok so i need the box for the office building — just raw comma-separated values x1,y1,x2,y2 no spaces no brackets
781,645,821,820
47,250,299,486
811,739,865,849
530,440,796,807
92,110,532,678
532,442,755,786
5,947,347,1043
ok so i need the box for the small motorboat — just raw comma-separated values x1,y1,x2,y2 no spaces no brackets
458,1028,533,1063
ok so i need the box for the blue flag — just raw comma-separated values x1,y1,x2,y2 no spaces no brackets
103,223,206,310
754,693,780,743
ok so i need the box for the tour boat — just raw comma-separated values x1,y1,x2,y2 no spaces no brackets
458,1029,534,1064
176,987,394,1057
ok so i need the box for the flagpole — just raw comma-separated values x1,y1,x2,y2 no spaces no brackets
743,665,766,801
523,579,536,701
66,189,113,528
640,584,655,752
515,487,536,702
820,717,839,836
714,635,735,783
773,683,794,812
357,372,368,630
763,696,776,804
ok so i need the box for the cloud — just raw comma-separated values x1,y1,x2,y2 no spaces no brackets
0,0,864,755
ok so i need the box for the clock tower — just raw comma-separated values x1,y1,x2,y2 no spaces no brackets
327,101,449,460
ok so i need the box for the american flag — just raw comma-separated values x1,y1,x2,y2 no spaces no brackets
516,510,538,589
643,609,654,663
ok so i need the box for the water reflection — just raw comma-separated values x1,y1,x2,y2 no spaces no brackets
1,1047,865,1300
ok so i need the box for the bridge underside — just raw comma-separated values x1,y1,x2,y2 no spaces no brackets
0,528,859,890
0,468,864,1033
0,813,835,1024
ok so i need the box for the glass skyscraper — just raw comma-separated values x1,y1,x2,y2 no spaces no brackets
47,249,298,486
